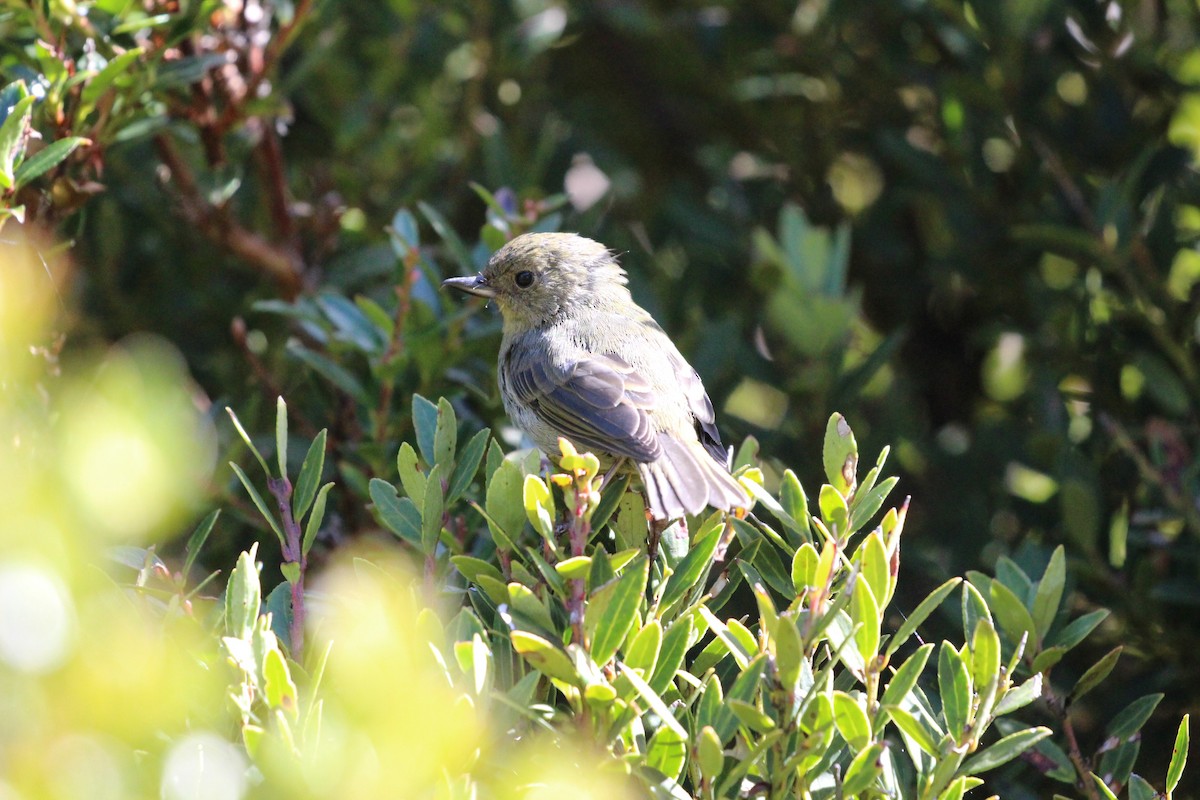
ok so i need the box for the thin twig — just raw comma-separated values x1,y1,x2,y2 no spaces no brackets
154,134,303,297
1100,414,1200,538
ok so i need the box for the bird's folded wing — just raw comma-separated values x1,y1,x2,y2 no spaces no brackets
506,353,661,462
669,350,728,464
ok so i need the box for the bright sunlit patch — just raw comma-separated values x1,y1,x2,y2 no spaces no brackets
981,332,1029,402
0,563,74,673
828,152,883,214
565,154,610,212
1004,462,1058,504
724,378,789,430
58,336,216,541
44,734,125,800
161,733,247,800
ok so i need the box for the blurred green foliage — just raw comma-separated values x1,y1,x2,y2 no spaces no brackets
3,0,1200,796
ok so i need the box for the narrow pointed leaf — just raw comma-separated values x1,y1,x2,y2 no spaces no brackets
293,430,327,520
229,463,285,546
586,556,648,665
886,577,961,657
1032,545,1066,642
962,727,1052,773
1071,647,1122,704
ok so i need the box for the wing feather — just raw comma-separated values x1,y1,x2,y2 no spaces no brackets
506,352,661,462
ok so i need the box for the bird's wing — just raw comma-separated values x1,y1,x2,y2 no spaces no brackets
668,351,728,465
506,352,662,462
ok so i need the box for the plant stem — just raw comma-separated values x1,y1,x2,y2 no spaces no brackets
268,476,306,658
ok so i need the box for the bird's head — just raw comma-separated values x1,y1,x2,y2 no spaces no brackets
442,233,630,331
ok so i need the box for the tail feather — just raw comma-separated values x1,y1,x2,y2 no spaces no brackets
636,436,749,520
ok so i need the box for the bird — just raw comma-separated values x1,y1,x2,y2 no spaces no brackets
442,232,748,521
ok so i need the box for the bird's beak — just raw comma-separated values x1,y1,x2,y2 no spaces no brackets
442,273,497,299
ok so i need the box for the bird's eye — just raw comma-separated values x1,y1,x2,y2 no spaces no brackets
515,270,535,289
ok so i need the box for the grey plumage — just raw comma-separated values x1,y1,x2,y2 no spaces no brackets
443,232,748,521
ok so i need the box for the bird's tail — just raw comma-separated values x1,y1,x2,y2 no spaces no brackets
636,436,749,521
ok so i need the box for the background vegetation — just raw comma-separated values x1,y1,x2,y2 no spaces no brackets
2,0,1199,797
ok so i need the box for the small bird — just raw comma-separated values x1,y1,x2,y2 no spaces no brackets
443,232,748,521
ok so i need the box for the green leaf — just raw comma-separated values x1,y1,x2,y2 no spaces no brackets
659,519,722,612
697,607,753,670
729,699,776,733
774,613,803,693
389,207,419,255
859,530,891,608
609,490,646,552
511,631,580,686
695,673,724,736
696,726,724,781
1032,545,1066,643
791,542,820,595
961,579,992,645
433,397,457,469
412,394,439,466
624,620,662,674
937,776,978,800
646,723,688,781
619,662,689,743
79,48,143,111
961,727,1052,773
485,459,527,550
183,509,220,577
1108,694,1164,741
507,582,555,633
224,545,261,639
396,442,427,501
418,200,475,273
938,641,971,737
302,483,333,557
648,614,693,694
1091,774,1120,800
292,430,327,520
586,556,648,665
1127,774,1155,800
554,555,590,581
1048,608,1109,652
263,646,297,713
421,463,446,554
995,673,1043,716
451,555,504,586
885,705,939,757
229,462,285,546
832,690,872,751
225,407,271,478
523,474,555,542
1071,647,1122,704
13,136,89,188
818,483,849,538
368,478,421,546
851,575,881,664
842,741,885,796
1030,646,1066,674
822,412,858,495
274,398,288,480
287,343,371,405
886,578,961,657
1167,714,1189,794
0,93,34,188
881,643,934,708
989,580,1037,650
848,475,899,534
447,428,489,502
592,472,630,532
779,469,811,542
971,618,1001,689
